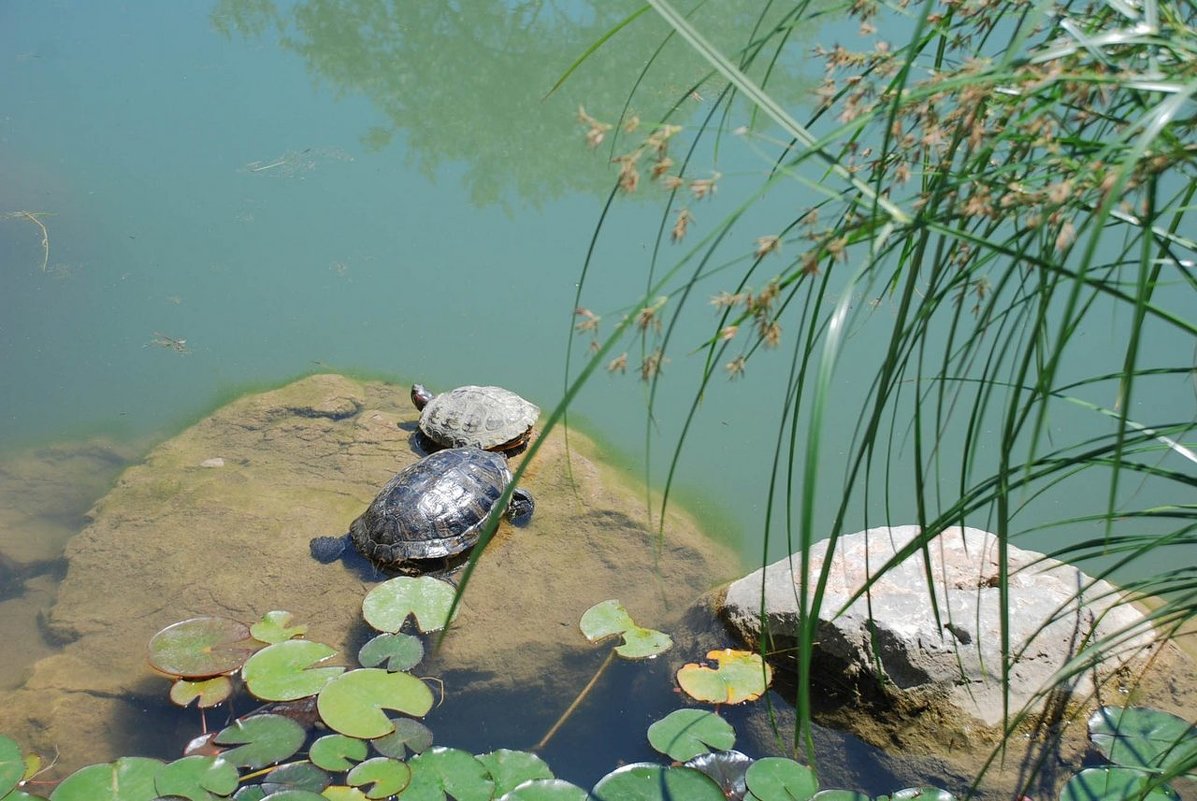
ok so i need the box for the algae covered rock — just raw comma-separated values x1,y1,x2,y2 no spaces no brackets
0,374,737,770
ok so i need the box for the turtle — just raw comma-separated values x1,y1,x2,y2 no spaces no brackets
410,383,539,453
309,447,534,572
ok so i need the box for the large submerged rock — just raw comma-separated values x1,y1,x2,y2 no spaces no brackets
721,525,1189,750
0,375,738,770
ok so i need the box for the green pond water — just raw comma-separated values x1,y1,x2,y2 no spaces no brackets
2,0,1195,793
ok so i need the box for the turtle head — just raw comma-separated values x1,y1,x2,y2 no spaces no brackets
309,534,349,563
410,384,435,410
507,487,535,526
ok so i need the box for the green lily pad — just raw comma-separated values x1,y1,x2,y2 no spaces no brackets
745,757,819,801
147,617,260,679
372,718,434,759
250,610,308,644
0,735,23,797
153,755,239,801
317,668,435,739
362,576,460,634
591,763,725,801
811,791,871,801
170,675,234,708
242,639,344,701
348,757,413,799
685,750,751,798
249,792,327,801
233,786,267,801
498,778,592,801
1089,706,1197,773
322,787,371,801
261,762,331,794
1061,768,1178,801
885,789,957,801
579,600,672,659
647,709,735,761
359,633,424,672
310,734,369,772
676,649,772,704
7,790,51,801
476,750,554,797
400,747,493,801
48,757,163,801
212,713,307,769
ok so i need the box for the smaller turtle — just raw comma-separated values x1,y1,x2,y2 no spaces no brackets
309,447,533,572
411,383,539,453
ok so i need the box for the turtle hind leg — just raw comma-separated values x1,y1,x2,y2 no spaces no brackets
309,534,350,563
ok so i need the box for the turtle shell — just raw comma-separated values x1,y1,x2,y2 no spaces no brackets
418,385,539,451
349,447,512,566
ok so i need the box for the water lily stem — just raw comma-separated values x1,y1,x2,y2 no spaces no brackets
532,648,617,752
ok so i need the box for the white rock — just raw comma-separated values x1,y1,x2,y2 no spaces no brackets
721,525,1155,728
199,457,225,468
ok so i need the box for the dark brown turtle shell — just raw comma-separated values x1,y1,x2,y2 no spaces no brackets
348,447,529,567
412,384,539,452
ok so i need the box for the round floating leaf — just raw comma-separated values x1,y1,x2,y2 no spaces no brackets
1061,768,1179,801
0,735,23,797
580,600,635,642
213,713,307,769
685,750,751,799
250,610,308,644
148,617,260,679
614,627,672,659
499,779,591,801
477,750,554,797
1089,706,1197,773
372,718,434,759
248,791,327,801
233,786,268,801
322,787,371,801
647,709,735,761
310,734,369,772
242,640,344,701
8,790,51,801
676,649,772,705
591,763,725,801
261,762,330,794
811,791,871,801
170,675,234,708
745,757,819,801
358,633,424,672
48,757,163,801
361,576,459,634
402,747,494,801
317,668,434,738
347,757,412,799
153,755,239,801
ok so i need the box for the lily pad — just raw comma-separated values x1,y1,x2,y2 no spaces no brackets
372,718,435,759
685,750,751,799
362,576,459,634
317,668,435,739
250,792,328,801
498,779,592,801
476,750,554,797
233,786,267,801
147,617,261,679
321,788,371,801
260,762,331,795
400,747,493,801
47,757,163,801
676,649,772,705
153,755,239,801
885,789,957,801
310,734,369,772
170,676,234,708
212,713,307,769
744,757,818,801
1061,768,1178,801
250,610,308,644
647,709,735,761
242,640,344,701
0,735,23,797
359,633,424,672
591,763,725,801
347,757,413,799
811,791,871,801
7,790,50,801
579,600,672,659
1089,706,1197,773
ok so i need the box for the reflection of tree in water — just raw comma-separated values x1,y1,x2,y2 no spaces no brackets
211,0,814,207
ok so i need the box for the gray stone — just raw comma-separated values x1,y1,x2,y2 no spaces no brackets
722,525,1158,730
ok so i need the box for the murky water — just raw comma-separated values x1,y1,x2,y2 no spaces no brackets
2,0,1194,794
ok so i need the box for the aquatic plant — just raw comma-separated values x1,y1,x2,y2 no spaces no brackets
543,0,1197,783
